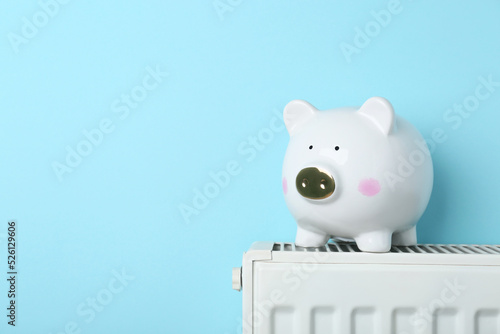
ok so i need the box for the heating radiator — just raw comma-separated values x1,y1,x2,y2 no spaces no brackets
232,242,500,334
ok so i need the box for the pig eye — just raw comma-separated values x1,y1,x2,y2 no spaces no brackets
335,146,340,151
309,145,313,150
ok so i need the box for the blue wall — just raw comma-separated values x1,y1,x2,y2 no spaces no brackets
1,0,499,332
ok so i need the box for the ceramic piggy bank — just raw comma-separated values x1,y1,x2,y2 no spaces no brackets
282,97,433,252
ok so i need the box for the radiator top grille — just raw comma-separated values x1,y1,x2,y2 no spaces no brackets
272,242,500,255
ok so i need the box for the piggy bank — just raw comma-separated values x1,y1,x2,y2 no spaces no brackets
282,97,433,252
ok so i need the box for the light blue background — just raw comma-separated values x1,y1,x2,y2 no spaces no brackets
1,0,500,332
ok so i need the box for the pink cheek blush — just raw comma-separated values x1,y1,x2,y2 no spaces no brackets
282,177,288,195
358,178,381,196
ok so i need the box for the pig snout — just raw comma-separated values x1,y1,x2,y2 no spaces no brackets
296,167,335,200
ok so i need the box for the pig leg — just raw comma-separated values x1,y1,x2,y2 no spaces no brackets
295,226,330,247
392,226,417,246
355,230,392,252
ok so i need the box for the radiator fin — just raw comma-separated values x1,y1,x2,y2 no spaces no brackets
271,307,295,334
351,307,375,334
392,308,417,334
311,307,335,334
433,308,458,333
272,242,500,255
475,309,499,334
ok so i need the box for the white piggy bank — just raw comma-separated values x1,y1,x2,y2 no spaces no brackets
282,97,433,252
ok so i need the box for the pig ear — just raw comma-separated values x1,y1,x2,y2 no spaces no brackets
283,100,317,135
358,97,395,136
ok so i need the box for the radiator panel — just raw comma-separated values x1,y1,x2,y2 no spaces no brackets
238,242,500,334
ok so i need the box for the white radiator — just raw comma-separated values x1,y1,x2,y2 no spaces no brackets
232,242,500,334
